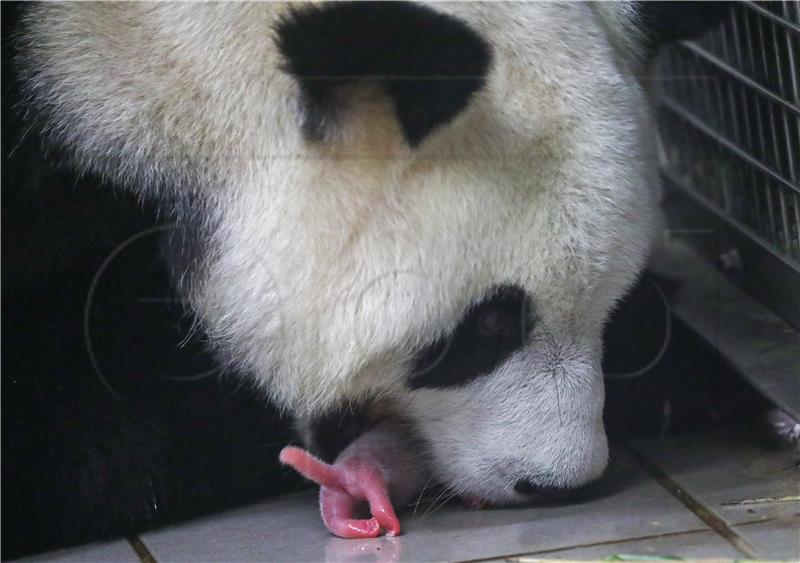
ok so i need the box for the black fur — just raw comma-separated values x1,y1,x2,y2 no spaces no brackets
410,285,535,389
159,194,217,297
0,166,301,558
638,1,732,55
274,1,492,147
309,407,370,463
2,7,300,556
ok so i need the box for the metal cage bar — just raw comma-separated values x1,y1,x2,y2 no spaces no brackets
657,1,800,328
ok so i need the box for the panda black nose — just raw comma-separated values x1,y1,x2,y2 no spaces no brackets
513,480,576,499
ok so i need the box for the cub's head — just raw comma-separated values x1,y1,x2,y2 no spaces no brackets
19,2,670,504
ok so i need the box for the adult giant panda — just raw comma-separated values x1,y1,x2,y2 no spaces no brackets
8,0,729,546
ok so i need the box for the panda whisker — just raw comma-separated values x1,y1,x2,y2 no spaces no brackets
411,475,434,516
420,486,450,518
256,440,284,450
421,484,458,518
426,488,460,517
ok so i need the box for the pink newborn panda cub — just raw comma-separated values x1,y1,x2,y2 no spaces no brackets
281,419,426,539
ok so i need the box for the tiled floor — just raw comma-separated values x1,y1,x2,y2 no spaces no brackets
17,431,799,562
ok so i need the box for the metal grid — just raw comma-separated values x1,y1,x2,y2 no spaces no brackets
657,1,800,325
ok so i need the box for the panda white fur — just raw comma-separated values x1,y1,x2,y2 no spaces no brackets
16,1,716,521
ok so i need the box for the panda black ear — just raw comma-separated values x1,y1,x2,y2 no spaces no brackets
274,1,492,147
638,1,733,56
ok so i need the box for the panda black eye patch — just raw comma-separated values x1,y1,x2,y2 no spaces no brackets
410,285,535,389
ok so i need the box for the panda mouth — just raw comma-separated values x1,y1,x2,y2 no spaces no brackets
460,494,490,510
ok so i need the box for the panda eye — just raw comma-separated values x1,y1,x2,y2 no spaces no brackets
409,284,535,389
476,307,510,337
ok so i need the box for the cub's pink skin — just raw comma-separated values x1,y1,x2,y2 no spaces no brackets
280,424,426,539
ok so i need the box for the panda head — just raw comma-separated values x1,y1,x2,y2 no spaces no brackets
19,2,664,505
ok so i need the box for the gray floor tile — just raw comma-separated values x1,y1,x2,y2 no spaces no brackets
12,540,139,563
141,491,325,563
140,450,716,562
495,529,740,561
735,515,800,562
632,430,800,560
